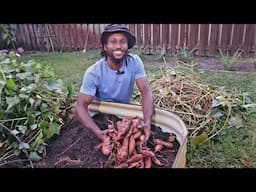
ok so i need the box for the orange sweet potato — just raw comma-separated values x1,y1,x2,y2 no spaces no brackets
117,136,129,162
128,160,142,168
101,137,113,156
127,154,144,163
128,135,136,156
168,134,176,142
133,131,142,140
140,134,145,142
154,144,164,152
154,139,173,148
152,156,162,166
144,156,152,168
138,149,155,157
115,162,129,168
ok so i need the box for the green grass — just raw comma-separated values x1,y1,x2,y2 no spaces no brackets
198,70,256,102
187,69,256,167
17,50,256,167
17,50,100,94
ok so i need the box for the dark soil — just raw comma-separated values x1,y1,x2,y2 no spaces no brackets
5,113,180,168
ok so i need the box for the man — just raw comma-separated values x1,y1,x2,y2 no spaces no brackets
75,24,154,144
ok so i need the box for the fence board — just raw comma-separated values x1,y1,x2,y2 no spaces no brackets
219,24,231,52
179,24,187,49
27,24,37,50
198,24,208,56
244,24,255,56
12,24,256,57
188,24,199,53
136,24,143,47
170,24,178,53
16,24,25,48
153,24,160,49
209,24,219,56
231,24,245,55
76,24,84,50
143,24,151,52
162,24,169,51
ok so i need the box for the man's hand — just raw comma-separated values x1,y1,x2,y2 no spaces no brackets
96,129,114,142
95,130,107,142
139,122,151,143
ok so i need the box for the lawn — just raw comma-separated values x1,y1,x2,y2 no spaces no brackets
18,50,256,168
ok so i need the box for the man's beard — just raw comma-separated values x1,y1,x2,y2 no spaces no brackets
107,50,128,65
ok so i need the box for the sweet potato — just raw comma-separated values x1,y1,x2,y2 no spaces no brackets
140,134,145,142
138,149,155,157
152,156,162,166
117,136,129,162
154,139,173,148
154,144,164,152
115,162,129,168
144,156,152,168
133,130,142,140
128,135,136,156
116,120,129,141
136,160,144,168
132,117,140,127
128,160,142,168
127,154,144,163
101,137,113,156
108,123,114,129
168,134,176,142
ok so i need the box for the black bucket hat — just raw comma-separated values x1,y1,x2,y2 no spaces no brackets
101,24,136,49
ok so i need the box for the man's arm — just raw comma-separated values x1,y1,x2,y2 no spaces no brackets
136,76,154,141
75,93,105,142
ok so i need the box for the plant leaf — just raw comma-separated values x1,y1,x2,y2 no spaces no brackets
42,122,60,139
18,142,30,150
29,151,42,161
0,69,6,95
190,132,208,146
6,78,17,91
6,96,20,111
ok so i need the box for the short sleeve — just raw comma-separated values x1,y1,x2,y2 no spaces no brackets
79,67,98,96
133,55,146,80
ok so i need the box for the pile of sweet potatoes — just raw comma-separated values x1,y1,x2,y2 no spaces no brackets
95,116,175,168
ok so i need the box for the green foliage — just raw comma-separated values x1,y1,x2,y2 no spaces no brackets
175,45,197,63
0,24,17,48
0,53,67,163
17,51,96,94
187,114,256,168
218,49,243,71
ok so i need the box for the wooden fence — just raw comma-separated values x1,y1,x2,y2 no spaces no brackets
11,24,256,57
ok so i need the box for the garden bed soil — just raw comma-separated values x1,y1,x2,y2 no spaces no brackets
6,113,180,168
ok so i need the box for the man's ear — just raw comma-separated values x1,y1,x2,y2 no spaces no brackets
103,44,107,51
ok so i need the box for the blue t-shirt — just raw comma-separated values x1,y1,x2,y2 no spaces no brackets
80,54,146,104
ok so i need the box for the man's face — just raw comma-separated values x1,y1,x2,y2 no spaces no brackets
104,32,128,64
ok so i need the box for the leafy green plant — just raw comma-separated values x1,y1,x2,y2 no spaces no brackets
0,52,67,166
175,45,197,63
0,24,17,49
219,49,243,71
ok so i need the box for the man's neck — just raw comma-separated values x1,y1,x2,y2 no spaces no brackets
107,58,124,71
